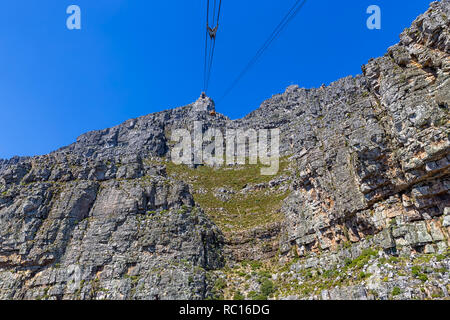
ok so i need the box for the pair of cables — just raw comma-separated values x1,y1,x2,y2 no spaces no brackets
203,0,222,94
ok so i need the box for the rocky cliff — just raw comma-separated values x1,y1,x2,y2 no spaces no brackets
0,0,449,300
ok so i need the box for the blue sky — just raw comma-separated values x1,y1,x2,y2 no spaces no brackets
0,0,432,159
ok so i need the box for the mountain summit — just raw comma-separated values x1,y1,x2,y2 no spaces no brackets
192,93,215,113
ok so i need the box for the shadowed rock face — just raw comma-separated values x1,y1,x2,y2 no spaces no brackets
0,168,224,299
0,1,449,300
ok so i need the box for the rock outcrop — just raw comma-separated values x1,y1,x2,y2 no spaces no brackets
278,0,449,261
0,0,449,300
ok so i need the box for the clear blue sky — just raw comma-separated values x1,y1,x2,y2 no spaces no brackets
0,0,432,159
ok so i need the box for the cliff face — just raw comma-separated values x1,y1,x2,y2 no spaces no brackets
0,1,449,300
279,0,450,257
0,162,224,299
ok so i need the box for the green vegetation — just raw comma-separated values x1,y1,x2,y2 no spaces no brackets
344,258,352,266
248,260,263,270
436,254,446,262
166,158,289,191
215,278,227,290
418,274,428,282
388,256,400,264
343,248,378,271
358,272,372,280
434,267,447,274
259,279,276,299
233,291,245,300
392,287,401,296
165,158,290,232
411,266,428,282
123,274,140,283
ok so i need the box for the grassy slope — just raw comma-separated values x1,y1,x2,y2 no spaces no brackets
165,158,291,233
